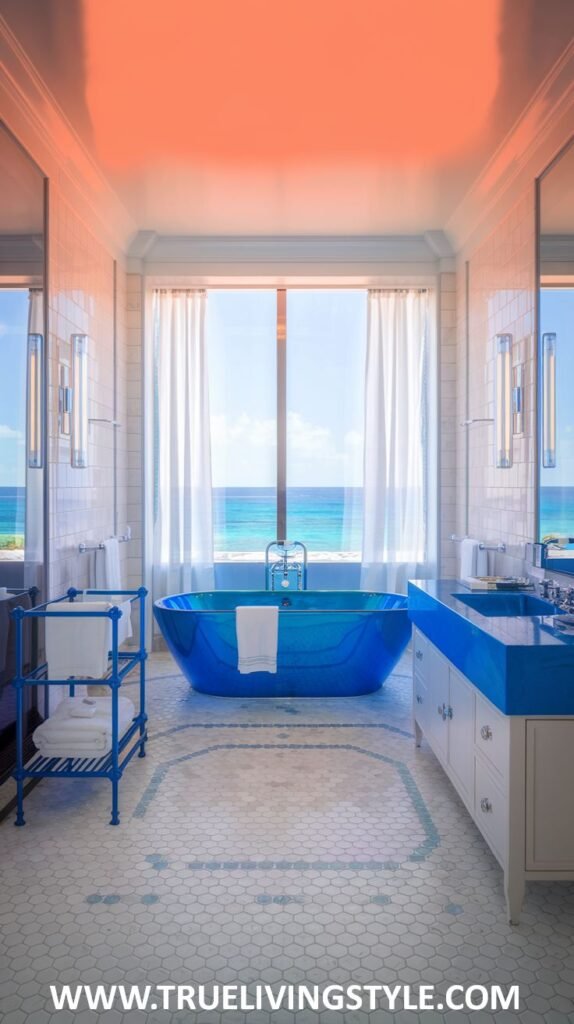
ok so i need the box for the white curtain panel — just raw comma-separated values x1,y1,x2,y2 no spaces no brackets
361,289,429,594
152,289,215,599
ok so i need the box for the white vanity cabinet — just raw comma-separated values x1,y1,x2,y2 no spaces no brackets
412,627,574,923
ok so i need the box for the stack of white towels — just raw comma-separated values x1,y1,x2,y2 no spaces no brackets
33,696,135,759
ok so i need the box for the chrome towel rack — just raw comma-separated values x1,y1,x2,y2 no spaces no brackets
79,527,131,554
451,534,506,553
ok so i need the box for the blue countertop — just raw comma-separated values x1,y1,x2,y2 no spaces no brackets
408,580,574,716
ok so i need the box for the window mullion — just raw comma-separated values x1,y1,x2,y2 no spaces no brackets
276,287,287,541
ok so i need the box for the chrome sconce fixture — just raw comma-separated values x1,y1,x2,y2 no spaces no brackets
26,332,44,468
495,333,512,468
512,363,524,436
71,334,89,468
542,332,556,468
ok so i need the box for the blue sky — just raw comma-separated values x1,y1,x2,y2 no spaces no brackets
206,289,367,487
0,289,27,488
540,287,574,489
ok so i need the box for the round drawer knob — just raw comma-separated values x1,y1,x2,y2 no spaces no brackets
480,797,492,813
480,725,493,741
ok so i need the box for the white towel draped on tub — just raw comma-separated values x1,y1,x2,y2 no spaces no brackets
46,602,113,680
236,606,279,674
33,696,135,758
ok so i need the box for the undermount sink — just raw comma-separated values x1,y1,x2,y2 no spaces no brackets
452,592,559,618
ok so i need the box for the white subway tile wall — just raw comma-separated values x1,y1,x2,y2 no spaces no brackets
125,273,143,594
47,187,131,598
454,188,536,577
439,271,457,577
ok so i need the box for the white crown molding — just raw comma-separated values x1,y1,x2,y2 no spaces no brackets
446,40,574,256
126,232,453,276
0,16,136,257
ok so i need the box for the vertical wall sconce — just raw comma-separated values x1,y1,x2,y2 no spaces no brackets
26,332,44,469
512,364,524,436
71,334,89,468
58,361,72,437
542,332,556,469
495,333,512,468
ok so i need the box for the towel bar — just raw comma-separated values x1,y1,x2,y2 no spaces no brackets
79,528,131,554
450,535,506,553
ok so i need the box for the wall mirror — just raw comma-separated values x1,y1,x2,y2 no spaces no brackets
0,122,47,787
537,137,574,574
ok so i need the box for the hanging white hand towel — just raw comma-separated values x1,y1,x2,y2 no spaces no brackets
45,602,112,680
236,605,279,674
95,537,121,589
92,537,132,642
459,538,480,579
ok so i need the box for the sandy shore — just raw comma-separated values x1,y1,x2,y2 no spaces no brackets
215,551,360,563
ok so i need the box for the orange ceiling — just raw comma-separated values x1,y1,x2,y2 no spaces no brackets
84,0,501,170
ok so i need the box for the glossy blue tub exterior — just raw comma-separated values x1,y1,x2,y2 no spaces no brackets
154,591,411,697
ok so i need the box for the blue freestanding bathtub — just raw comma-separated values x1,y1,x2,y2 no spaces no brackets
154,591,411,697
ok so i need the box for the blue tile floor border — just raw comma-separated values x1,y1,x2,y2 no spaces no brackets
133,741,440,866
151,720,414,740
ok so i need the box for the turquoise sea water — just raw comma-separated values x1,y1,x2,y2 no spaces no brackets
0,486,25,538
540,486,574,540
214,487,363,552
3,484,571,552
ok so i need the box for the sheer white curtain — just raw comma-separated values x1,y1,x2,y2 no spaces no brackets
152,289,214,600
361,289,430,593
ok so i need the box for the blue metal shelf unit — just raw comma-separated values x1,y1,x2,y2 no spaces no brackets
11,586,148,827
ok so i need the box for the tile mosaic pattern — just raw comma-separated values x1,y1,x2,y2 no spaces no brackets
1,652,574,1023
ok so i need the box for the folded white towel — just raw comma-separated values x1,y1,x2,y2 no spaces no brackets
95,538,122,590
236,605,279,674
68,697,97,718
46,601,112,680
82,591,133,644
33,696,135,758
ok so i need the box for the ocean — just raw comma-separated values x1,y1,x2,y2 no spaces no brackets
2,484,570,552
0,486,25,544
539,486,574,540
214,487,363,552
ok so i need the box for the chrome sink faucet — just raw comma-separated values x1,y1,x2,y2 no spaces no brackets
538,578,574,611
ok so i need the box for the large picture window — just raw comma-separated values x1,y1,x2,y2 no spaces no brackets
205,289,367,560
152,284,433,587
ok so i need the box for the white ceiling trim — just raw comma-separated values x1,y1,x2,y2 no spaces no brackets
0,16,136,257
126,232,454,276
446,40,574,256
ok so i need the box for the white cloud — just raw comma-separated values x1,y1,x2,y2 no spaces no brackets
210,411,364,487
0,424,23,440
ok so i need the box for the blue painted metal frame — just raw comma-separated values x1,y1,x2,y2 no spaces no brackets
11,586,148,827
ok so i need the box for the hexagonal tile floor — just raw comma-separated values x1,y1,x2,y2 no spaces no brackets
1,652,573,1023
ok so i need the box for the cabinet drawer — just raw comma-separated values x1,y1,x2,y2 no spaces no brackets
413,629,431,676
474,756,507,865
474,692,509,783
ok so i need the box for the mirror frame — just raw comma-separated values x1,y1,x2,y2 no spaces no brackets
0,121,49,597
535,134,574,575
